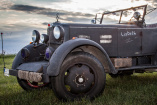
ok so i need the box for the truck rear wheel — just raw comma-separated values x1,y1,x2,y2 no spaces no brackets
109,71,133,78
51,52,106,101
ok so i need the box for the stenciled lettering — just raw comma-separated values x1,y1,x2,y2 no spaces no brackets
121,31,136,37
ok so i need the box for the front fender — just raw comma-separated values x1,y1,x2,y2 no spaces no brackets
47,38,117,76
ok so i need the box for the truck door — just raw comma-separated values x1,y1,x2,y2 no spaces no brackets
142,28,157,54
118,28,142,57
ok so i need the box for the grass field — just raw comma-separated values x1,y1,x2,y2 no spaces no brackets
0,55,157,105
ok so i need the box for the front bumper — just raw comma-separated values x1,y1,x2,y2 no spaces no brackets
9,69,49,82
9,61,50,83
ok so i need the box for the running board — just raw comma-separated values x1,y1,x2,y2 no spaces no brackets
116,65,157,71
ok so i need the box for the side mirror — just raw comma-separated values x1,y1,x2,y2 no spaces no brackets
91,19,96,24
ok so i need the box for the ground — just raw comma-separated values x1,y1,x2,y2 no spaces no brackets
0,55,157,105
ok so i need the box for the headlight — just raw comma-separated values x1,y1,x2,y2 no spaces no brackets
45,47,55,60
21,48,30,58
32,30,40,43
40,34,49,43
133,12,141,20
53,26,64,40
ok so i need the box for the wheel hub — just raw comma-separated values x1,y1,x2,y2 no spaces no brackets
76,75,85,84
65,64,94,94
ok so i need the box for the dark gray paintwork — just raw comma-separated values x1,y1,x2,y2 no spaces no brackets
17,61,48,72
69,27,118,56
12,44,47,69
142,28,157,54
118,28,142,57
47,38,117,76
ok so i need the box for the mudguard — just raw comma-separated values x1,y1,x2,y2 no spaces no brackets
12,50,24,69
12,44,47,69
47,38,117,76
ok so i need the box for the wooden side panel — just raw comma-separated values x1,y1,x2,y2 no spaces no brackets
111,58,132,68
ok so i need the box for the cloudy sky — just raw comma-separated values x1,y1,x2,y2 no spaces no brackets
0,0,157,54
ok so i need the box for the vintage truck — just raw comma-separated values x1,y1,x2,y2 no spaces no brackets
6,5,157,100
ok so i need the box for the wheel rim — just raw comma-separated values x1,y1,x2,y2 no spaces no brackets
63,63,95,95
27,81,47,88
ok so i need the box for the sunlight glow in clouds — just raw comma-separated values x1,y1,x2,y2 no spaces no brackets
0,0,157,54
42,0,150,14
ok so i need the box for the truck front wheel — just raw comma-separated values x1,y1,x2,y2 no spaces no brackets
51,52,106,101
17,78,50,90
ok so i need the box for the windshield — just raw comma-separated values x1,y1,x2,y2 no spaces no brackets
145,9,157,24
97,5,147,24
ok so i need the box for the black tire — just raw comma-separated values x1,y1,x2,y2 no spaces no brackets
109,71,133,78
17,78,50,91
51,52,106,101
109,73,120,78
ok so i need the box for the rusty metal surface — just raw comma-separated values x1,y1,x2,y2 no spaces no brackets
18,70,42,82
9,69,49,82
111,58,132,68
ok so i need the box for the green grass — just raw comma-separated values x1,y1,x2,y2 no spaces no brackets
0,55,157,105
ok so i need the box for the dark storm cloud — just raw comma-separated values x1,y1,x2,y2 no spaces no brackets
36,0,71,2
29,0,71,2
42,22,49,25
152,0,157,2
10,4,94,22
11,5,45,12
